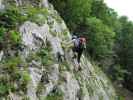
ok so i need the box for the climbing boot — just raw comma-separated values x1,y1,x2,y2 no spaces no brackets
78,63,82,71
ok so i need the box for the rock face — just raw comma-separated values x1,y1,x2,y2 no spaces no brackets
0,0,117,100
20,22,49,52
0,51,3,61
41,0,49,8
0,0,4,10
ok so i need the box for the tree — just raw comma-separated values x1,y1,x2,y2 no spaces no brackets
115,16,133,91
49,0,92,32
85,17,115,59
91,0,119,31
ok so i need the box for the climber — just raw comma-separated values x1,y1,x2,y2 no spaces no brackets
72,35,79,59
72,36,86,68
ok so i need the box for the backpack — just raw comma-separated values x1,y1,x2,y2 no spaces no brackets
73,38,80,48
73,37,86,49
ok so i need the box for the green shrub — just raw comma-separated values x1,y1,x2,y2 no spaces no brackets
0,27,6,43
0,56,30,94
4,57,19,71
0,6,21,29
21,71,31,83
0,83,9,96
30,8,48,25
0,75,16,97
10,30,21,45
22,96,30,100
63,29,69,36
0,29,21,50
25,6,48,25
45,88,63,100
0,75,10,97
0,27,6,50
0,5,31,30
27,47,53,67
19,71,31,93
37,48,53,66
26,53,41,62
117,95,125,100
32,14,46,25
0,6,22,49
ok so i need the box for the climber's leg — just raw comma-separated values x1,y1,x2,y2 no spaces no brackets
77,49,83,70
72,47,77,59
77,49,83,64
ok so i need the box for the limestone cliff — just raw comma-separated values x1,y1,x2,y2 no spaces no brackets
0,0,117,100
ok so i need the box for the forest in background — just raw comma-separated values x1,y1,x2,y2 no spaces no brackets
49,0,133,92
